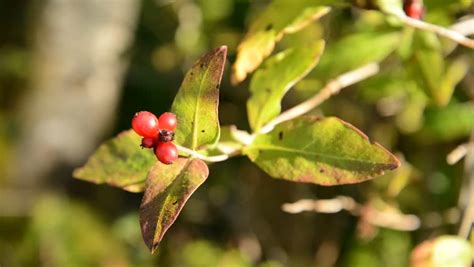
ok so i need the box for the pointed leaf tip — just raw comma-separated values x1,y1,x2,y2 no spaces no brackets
244,116,400,185
139,158,209,252
171,47,226,150
231,2,330,84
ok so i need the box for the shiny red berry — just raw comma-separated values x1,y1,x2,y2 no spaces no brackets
132,111,159,138
404,0,424,19
158,112,177,131
155,142,178,164
141,137,155,148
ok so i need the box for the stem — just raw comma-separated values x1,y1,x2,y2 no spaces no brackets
282,197,420,231
176,144,238,163
282,196,360,215
447,143,469,165
258,63,379,134
390,12,474,49
450,18,474,37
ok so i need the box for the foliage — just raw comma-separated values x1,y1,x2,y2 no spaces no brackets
70,0,474,261
2,0,473,265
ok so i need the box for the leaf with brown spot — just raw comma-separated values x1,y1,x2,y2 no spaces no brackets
73,130,155,193
244,116,400,185
139,158,209,253
171,46,227,150
231,0,330,84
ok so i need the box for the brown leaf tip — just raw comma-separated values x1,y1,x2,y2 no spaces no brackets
217,45,228,53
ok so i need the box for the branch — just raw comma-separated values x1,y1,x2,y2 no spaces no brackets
390,12,474,49
282,197,420,231
282,196,360,215
259,63,379,134
450,18,474,37
447,143,469,165
176,144,238,163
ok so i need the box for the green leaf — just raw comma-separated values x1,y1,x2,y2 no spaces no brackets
418,102,474,142
438,57,469,106
395,82,428,134
412,32,446,106
314,31,399,82
73,130,155,193
244,116,400,185
140,158,209,253
231,0,331,84
171,46,227,150
411,31,468,106
247,40,325,132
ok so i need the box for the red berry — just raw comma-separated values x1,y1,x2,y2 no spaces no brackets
155,142,178,164
132,111,159,138
158,112,177,131
141,137,155,148
404,0,424,19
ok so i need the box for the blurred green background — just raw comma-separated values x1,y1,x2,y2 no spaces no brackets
0,0,473,266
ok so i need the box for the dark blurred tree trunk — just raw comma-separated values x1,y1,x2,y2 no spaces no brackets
12,0,140,186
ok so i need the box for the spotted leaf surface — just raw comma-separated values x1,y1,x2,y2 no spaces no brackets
140,158,209,253
244,116,400,185
73,130,155,192
171,46,226,150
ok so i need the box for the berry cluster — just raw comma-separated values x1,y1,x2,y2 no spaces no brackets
132,111,178,164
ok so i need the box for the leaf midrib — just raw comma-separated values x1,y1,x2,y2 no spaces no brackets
251,43,323,131
153,159,192,245
191,66,211,150
249,144,391,166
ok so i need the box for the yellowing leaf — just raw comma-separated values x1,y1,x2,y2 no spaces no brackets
231,0,330,84
244,116,400,185
140,158,209,253
172,46,227,150
247,40,325,131
73,130,155,193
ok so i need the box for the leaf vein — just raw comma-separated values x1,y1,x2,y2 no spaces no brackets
250,144,388,166
192,66,211,149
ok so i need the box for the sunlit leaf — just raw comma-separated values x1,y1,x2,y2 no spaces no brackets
231,0,331,84
410,236,473,267
140,158,209,253
314,31,399,82
244,116,400,185
438,57,469,106
171,46,227,150
73,130,155,193
247,40,325,131
376,0,404,14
